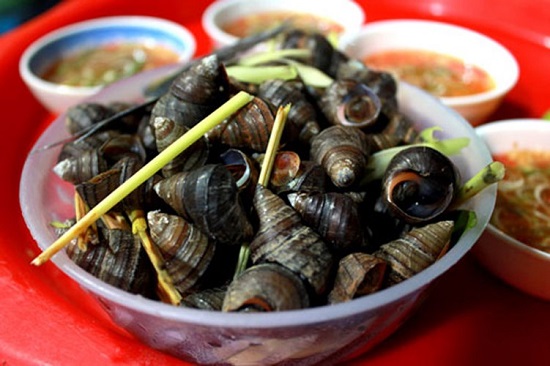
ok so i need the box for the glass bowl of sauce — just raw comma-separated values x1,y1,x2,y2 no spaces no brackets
341,20,519,126
19,16,196,114
474,119,550,300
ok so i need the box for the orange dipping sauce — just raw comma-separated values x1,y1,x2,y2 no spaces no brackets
43,43,180,87
363,49,494,98
222,11,344,38
491,149,550,253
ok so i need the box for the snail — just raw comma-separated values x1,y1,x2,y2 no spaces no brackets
310,125,371,189
382,146,460,224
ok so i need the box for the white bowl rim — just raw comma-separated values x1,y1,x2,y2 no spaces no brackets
476,118,550,261
202,0,366,47
19,15,196,96
20,64,494,329
341,18,519,107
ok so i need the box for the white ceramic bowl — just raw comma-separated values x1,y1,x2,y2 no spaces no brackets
474,119,550,301
202,0,365,50
19,16,196,114
341,19,519,126
20,65,495,364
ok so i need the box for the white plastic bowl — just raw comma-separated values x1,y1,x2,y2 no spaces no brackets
20,65,495,364
341,19,519,126
19,16,196,114
202,0,365,50
474,119,550,301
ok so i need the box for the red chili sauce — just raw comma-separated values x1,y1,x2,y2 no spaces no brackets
222,11,344,38
363,49,494,98
491,149,550,253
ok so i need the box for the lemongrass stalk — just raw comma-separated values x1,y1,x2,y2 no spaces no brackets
237,49,311,66
128,209,182,305
31,91,254,266
226,65,298,84
258,104,291,186
233,104,290,278
453,161,505,208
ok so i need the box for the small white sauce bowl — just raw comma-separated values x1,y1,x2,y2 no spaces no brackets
19,16,196,114
341,20,519,126
475,119,550,300
201,0,365,50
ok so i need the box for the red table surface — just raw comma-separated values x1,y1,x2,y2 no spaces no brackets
1,0,549,365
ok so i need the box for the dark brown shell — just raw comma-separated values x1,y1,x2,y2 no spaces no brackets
267,151,327,195
58,130,119,162
310,125,370,189
222,263,310,312
258,79,320,144
66,227,155,297
287,191,364,251
149,55,230,129
205,96,276,152
64,102,116,135
335,59,398,104
320,79,382,130
152,116,210,177
327,252,387,304
374,220,454,286
280,28,348,78
249,185,333,295
181,286,227,311
153,164,254,245
382,146,460,224
220,148,259,209
147,211,216,295
99,133,148,163
53,148,109,184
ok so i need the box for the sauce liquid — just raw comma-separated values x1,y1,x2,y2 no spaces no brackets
222,11,344,38
491,149,550,253
363,49,494,98
43,43,180,87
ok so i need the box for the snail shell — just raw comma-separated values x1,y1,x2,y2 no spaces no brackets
153,116,210,177
150,55,230,128
222,263,310,312
64,102,116,135
258,79,320,144
280,29,347,78
382,146,460,224
320,79,382,130
267,151,327,195
287,191,364,252
153,164,254,245
66,227,155,297
335,59,397,105
53,148,109,184
205,96,276,152
374,220,454,285
310,125,371,189
147,211,216,295
58,130,119,162
181,286,227,311
100,134,148,164
249,185,333,295
328,252,387,304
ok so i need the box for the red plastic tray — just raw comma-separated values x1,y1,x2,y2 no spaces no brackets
1,0,549,365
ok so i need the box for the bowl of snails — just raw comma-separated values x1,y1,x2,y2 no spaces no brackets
20,29,497,365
